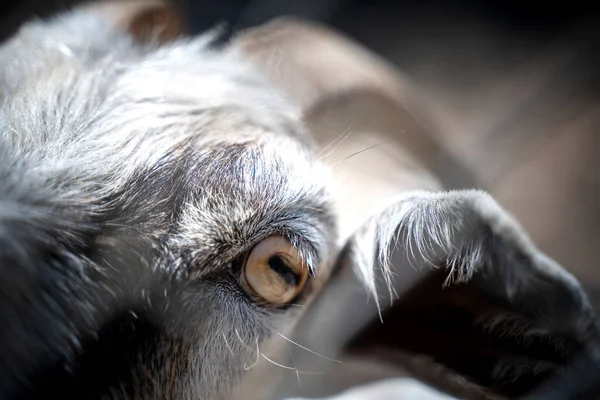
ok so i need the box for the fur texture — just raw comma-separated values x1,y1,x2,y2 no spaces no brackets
0,11,336,400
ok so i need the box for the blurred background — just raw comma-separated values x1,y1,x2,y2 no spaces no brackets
1,0,599,302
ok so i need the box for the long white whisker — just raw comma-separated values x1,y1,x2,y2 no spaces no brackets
330,141,390,168
315,127,353,161
234,329,260,370
244,337,260,371
234,329,253,351
275,332,341,363
313,125,352,159
286,346,303,388
222,332,235,357
260,353,296,370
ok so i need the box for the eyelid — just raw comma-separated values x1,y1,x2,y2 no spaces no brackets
232,231,318,275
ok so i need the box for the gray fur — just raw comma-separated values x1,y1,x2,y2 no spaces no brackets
0,10,335,400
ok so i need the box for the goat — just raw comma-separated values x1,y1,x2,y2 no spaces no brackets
0,3,598,399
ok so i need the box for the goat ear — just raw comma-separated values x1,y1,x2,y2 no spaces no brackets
80,1,186,44
0,2,185,101
232,190,600,400
345,189,600,399
126,4,185,44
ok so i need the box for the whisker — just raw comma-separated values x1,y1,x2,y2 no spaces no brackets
234,329,260,370
244,337,260,371
275,332,342,363
314,126,353,161
330,141,390,168
295,369,302,388
313,126,351,158
286,346,302,388
222,332,235,357
260,353,296,370
233,329,327,375
234,328,253,351
259,350,324,375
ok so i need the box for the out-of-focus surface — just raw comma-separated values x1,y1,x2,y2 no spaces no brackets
327,2,600,292
1,0,598,293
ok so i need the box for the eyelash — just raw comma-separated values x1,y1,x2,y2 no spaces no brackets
228,232,317,272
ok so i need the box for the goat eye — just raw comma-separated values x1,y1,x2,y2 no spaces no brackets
241,235,309,305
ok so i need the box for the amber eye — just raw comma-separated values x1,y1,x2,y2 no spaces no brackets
241,235,309,305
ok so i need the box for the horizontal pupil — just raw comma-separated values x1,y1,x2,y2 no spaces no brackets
268,255,298,286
